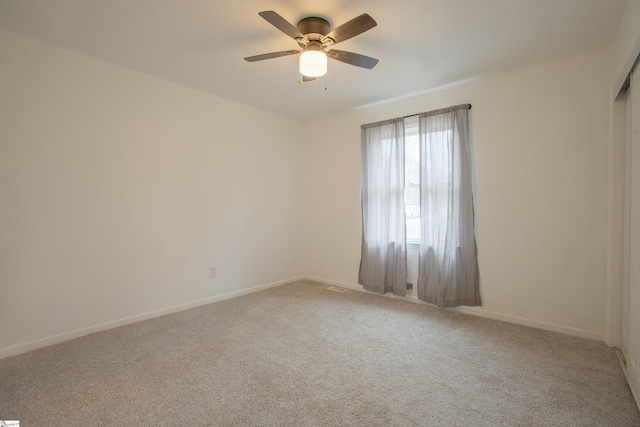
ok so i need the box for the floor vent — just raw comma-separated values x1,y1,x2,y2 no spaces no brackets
327,286,348,293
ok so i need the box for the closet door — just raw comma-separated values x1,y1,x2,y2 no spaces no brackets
628,67,640,406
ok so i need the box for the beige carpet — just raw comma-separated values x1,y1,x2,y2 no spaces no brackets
1,280,639,426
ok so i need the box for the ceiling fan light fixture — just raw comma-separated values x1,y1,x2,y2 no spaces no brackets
299,49,327,77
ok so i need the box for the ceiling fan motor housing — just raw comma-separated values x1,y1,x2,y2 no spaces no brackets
297,17,330,41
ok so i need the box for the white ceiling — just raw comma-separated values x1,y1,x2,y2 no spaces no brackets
0,0,629,121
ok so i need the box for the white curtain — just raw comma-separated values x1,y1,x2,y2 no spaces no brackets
359,118,407,296
418,105,480,307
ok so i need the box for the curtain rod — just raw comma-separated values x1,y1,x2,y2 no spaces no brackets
403,103,471,119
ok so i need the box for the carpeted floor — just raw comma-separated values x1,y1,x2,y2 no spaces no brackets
1,280,639,426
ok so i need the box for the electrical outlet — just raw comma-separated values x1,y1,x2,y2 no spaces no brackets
209,267,217,278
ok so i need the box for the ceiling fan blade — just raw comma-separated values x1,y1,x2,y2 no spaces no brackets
244,50,300,62
322,13,377,45
327,49,379,69
258,11,305,41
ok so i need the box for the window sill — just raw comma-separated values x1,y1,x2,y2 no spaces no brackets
407,240,420,249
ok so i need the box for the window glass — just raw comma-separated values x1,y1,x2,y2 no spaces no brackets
404,116,420,242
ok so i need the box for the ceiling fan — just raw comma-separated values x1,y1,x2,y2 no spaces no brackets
244,11,379,83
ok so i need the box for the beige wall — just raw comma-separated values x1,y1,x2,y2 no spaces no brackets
0,30,305,357
0,25,623,357
303,49,611,339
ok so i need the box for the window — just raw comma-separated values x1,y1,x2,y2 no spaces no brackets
404,116,456,245
360,105,479,307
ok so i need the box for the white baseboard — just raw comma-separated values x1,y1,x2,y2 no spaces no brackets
625,350,640,412
0,276,305,359
1,275,605,359
450,306,603,341
303,275,604,342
